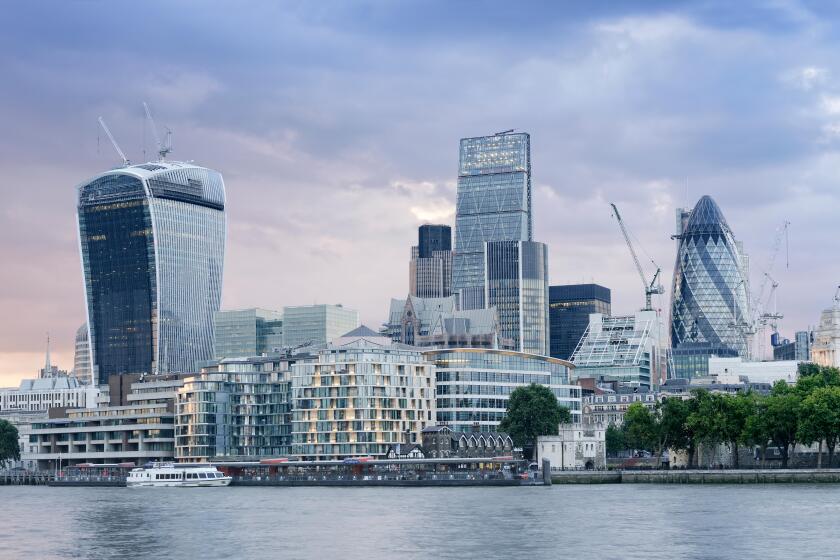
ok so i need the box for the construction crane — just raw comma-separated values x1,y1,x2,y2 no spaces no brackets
610,203,664,311
756,272,784,360
97,117,129,166
142,102,172,161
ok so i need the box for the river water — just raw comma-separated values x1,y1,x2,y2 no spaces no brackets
2,484,840,559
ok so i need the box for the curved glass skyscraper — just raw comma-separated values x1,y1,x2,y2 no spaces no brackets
670,195,749,379
77,162,226,384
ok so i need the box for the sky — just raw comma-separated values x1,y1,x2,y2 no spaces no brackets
1,0,839,386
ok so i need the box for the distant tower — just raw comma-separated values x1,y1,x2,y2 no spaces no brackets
77,161,226,384
40,333,53,379
409,225,452,298
670,195,750,378
452,132,531,310
73,324,93,384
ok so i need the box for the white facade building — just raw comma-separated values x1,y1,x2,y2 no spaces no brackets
0,377,99,413
536,424,606,470
708,357,799,385
812,304,840,368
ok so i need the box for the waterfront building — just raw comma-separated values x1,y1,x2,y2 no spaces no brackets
77,161,226,383
485,240,549,355
410,224,453,299
291,327,436,460
214,308,284,359
670,195,750,379
581,389,658,428
73,324,93,384
453,132,531,310
425,348,581,432
0,377,99,413
707,356,799,385
772,330,811,362
536,424,606,470
549,284,611,361
811,299,840,367
420,425,514,459
28,374,187,470
176,356,296,462
282,304,359,348
384,295,511,349
571,311,668,390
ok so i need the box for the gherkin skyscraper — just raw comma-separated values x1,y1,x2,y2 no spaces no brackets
670,195,750,379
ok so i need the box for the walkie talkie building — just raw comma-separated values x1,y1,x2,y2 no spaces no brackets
77,162,226,384
670,195,749,379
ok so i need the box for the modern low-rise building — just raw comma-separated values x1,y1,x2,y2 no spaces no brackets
707,356,799,385
214,308,284,359
571,311,668,390
28,374,187,470
0,410,47,471
537,424,606,470
282,304,359,348
425,348,581,431
291,327,436,460
176,356,296,462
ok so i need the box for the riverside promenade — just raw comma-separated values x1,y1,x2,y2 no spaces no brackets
551,469,840,484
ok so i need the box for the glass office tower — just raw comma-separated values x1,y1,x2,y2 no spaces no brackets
453,132,531,310
670,195,749,379
485,240,548,355
77,162,226,384
549,284,612,361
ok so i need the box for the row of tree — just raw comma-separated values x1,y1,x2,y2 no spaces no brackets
608,364,840,468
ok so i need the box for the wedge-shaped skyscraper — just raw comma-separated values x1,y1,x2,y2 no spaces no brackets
77,162,226,383
670,195,749,379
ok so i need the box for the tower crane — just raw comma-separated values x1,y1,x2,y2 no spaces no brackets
143,102,172,161
97,117,129,166
610,203,664,311
756,272,784,359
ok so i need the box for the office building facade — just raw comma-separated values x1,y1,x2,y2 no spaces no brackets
571,311,668,390
485,240,549,355
214,308,283,358
772,330,811,362
77,161,226,383
549,284,611,361
670,195,750,379
426,348,581,432
282,304,359,348
73,324,93,384
452,132,531,310
410,226,453,300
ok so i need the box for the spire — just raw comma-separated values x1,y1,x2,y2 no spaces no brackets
44,332,52,378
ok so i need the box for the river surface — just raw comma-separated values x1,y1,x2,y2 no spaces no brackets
3,484,840,559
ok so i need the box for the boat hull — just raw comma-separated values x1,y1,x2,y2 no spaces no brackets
127,477,232,488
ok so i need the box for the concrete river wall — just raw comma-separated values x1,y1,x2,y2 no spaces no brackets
551,469,840,484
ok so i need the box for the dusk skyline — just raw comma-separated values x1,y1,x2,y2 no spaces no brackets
3,0,840,384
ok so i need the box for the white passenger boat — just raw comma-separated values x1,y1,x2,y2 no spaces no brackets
127,462,232,487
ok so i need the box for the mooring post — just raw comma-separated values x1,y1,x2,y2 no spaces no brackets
542,459,551,486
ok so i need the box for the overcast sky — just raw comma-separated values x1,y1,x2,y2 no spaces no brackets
1,0,839,385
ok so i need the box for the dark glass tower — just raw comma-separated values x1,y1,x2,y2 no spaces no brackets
670,195,749,379
549,284,611,361
418,224,451,258
453,132,531,310
78,162,226,384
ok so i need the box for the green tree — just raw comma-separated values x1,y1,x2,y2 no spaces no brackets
742,395,771,467
622,402,656,453
0,419,20,469
798,386,840,468
795,364,840,396
605,423,625,457
686,390,726,467
653,397,691,467
727,392,757,468
764,381,801,468
499,383,571,458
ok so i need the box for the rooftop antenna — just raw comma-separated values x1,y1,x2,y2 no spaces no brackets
142,102,172,161
495,129,515,135
97,117,130,166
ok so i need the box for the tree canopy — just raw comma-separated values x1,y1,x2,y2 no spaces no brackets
0,419,20,469
499,383,571,454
